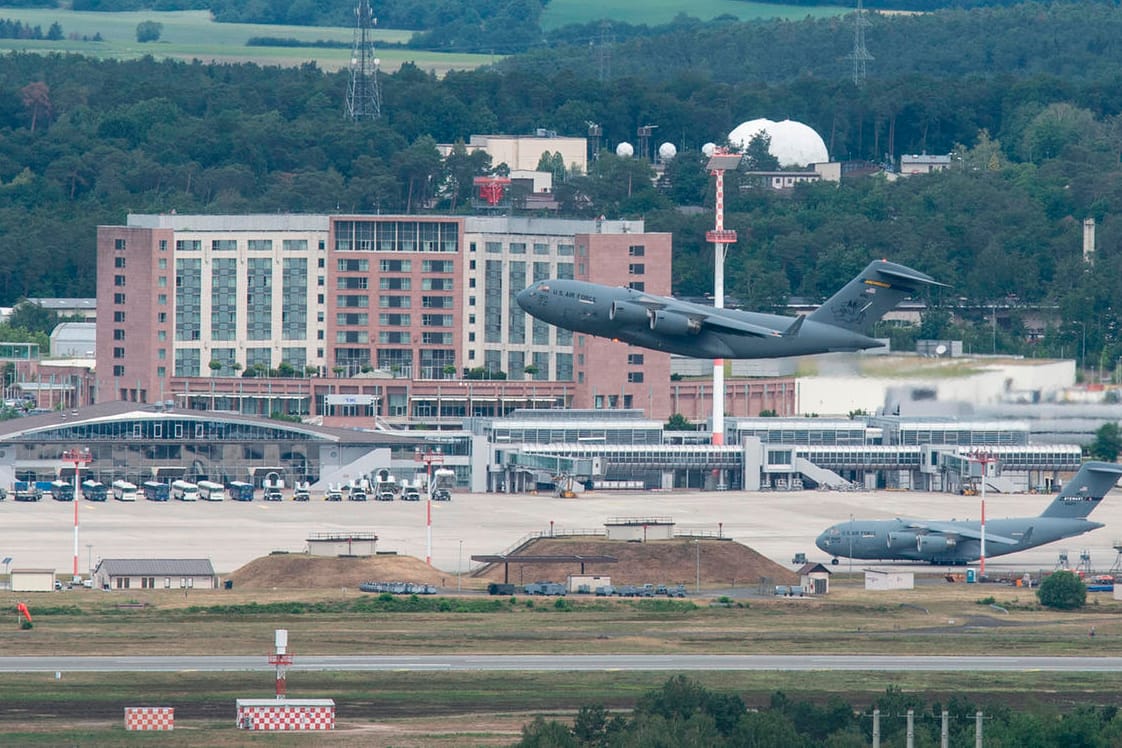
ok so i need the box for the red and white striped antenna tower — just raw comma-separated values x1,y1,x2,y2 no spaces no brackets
969,450,999,578
415,446,444,565
267,629,294,700
61,448,93,582
703,146,741,472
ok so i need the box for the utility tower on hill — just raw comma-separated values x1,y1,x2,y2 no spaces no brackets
346,0,382,120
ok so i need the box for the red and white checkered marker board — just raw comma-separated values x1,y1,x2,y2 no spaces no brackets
236,703,335,731
125,706,174,731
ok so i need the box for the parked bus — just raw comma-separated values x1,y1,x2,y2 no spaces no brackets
81,479,108,502
197,480,227,501
142,480,170,502
49,480,75,501
111,480,139,502
228,481,255,502
171,479,199,501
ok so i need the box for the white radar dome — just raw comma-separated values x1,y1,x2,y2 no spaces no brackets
658,142,677,160
701,142,717,157
615,142,634,158
728,118,829,167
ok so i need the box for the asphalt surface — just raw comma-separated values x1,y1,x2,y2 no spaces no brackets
2,654,1121,673
3,487,1121,576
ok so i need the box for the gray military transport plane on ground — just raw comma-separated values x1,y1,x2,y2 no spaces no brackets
816,461,1122,565
514,259,944,359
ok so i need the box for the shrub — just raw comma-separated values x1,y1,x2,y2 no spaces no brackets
1037,570,1086,610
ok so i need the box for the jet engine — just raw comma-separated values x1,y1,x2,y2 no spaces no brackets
886,531,917,550
648,310,701,336
608,301,648,326
916,534,956,553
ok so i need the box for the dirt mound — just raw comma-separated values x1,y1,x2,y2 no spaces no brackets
228,553,447,590
472,537,798,587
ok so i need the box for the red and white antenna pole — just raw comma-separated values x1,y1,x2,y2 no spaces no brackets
268,629,293,700
62,448,92,581
704,148,739,462
972,451,997,578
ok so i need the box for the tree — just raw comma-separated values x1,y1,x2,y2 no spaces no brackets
1037,570,1086,610
743,131,780,171
665,413,696,431
136,21,163,43
1089,423,1122,462
19,81,51,133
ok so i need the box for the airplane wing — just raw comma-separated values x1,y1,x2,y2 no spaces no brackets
629,296,798,338
899,518,1019,545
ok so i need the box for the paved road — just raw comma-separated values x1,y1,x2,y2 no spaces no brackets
1,654,1120,673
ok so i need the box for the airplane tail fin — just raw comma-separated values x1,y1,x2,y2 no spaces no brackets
807,260,946,336
1040,462,1122,519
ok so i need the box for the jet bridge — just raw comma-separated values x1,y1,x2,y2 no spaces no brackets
503,452,600,494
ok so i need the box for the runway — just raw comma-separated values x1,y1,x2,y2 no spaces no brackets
2,486,1120,575
0,654,1120,673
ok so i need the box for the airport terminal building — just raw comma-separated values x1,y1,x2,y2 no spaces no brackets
0,401,1081,498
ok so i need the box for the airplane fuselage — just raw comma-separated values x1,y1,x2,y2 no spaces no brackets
815,517,1104,565
516,280,880,359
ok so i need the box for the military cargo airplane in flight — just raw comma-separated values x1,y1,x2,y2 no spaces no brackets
816,461,1122,565
514,259,944,359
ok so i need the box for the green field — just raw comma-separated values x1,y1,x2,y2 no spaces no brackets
541,0,849,30
0,8,492,73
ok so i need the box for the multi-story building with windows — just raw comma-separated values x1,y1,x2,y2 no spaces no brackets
96,214,687,424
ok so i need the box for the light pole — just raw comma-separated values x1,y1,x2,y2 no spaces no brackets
62,448,92,583
970,451,998,578
458,539,463,593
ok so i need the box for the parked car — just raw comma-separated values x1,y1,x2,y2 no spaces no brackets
325,490,343,501
264,490,283,502
432,488,452,501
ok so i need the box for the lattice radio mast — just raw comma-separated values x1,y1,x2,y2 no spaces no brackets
346,0,381,120
846,0,873,87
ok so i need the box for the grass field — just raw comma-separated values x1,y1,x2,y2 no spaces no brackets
2,579,1120,743
0,8,492,73
540,0,849,30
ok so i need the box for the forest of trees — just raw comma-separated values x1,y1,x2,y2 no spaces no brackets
2,5,1122,366
516,676,1122,747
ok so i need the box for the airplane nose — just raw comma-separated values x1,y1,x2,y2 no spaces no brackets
515,285,535,312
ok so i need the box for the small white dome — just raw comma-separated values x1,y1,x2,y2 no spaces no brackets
728,118,828,167
701,142,717,157
658,142,677,160
615,142,634,157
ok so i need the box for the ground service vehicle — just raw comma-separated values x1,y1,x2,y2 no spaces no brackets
376,489,394,501
171,480,199,501
13,481,41,502
142,481,170,501
488,583,516,595
293,488,311,501
325,489,343,501
350,488,368,501
111,480,139,502
264,489,283,502
403,488,421,501
81,479,108,502
228,481,254,501
197,480,227,501
49,480,75,501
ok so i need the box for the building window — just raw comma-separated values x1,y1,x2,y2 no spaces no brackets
247,239,273,251
628,282,645,292
509,242,526,254
627,372,644,383
114,275,126,286
113,329,125,341
114,293,125,304
114,256,126,268
114,238,126,251
629,245,645,257
113,347,125,358
158,294,167,305
175,240,201,251
628,353,644,365
629,263,645,275
378,259,410,272
159,240,167,251
558,244,574,256
339,259,370,272
113,365,124,376
158,258,167,270
157,312,167,323
113,311,125,322
211,239,237,251
283,239,308,251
